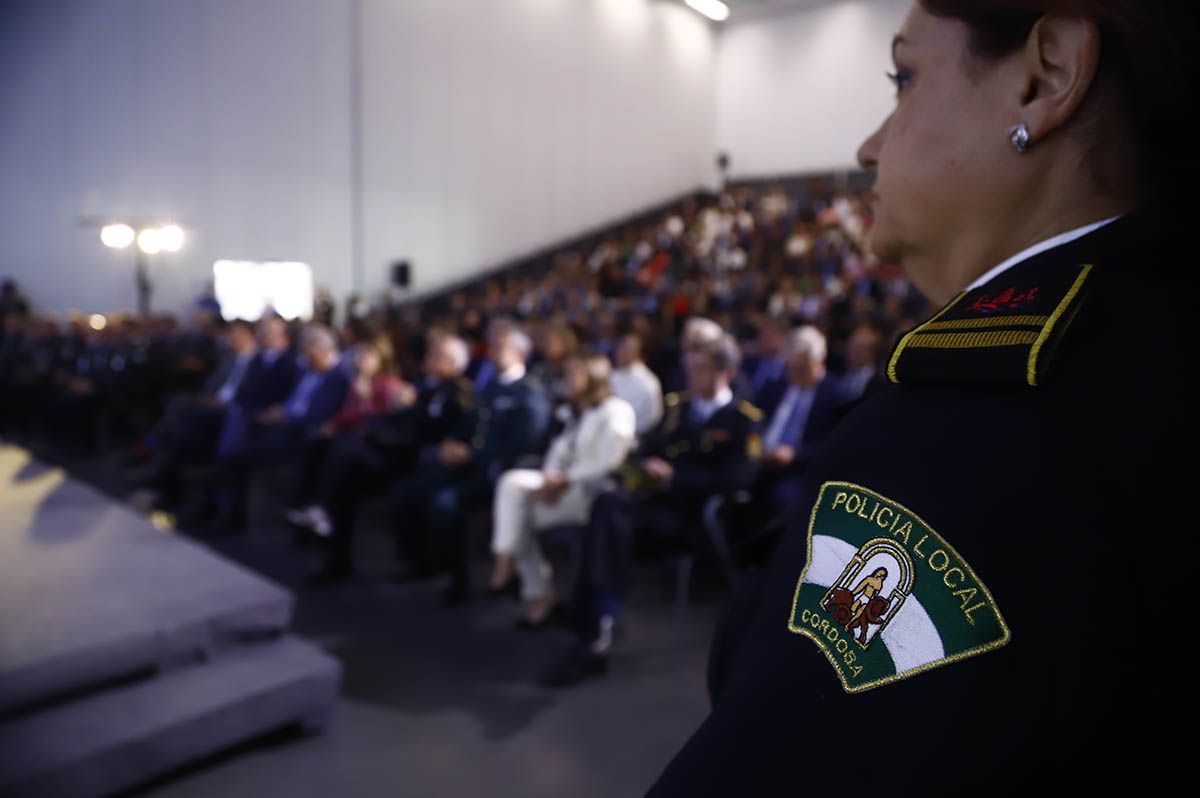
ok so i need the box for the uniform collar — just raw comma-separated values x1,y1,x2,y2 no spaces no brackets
965,215,1123,292
887,208,1155,388
497,363,526,386
691,386,733,422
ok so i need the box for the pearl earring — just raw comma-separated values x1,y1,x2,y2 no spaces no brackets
1010,123,1032,153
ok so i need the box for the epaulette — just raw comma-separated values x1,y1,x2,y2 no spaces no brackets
888,259,1094,387
737,399,764,423
665,391,689,407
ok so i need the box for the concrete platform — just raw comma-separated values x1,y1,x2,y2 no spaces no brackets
0,446,293,714
0,635,341,798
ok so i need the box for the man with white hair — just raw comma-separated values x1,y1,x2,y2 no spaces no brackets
751,325,851,515
391,323,550,603
663,316,727,395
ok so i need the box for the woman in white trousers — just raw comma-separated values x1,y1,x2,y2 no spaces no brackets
490,354,637,626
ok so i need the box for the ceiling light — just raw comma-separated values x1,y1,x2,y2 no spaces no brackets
100,224,135,249
685,0,730,22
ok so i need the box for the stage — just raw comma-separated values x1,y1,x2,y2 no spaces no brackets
0,445,340,797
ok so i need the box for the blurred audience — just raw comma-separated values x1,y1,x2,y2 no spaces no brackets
609,332,663,436
1,180,934,687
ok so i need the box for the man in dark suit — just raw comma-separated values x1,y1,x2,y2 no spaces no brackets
739,314,788,406
131,320,259,503
212,324,349,531
232,315,301,414
391,324,549,603
752,325,851,516
310,332,475,583
545,333,762,686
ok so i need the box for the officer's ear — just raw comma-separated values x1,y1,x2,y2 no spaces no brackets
1016,14,1102,144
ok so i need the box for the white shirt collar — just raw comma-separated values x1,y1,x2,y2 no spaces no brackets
693,386,733,421
966,215,1123,292
497,363,526,386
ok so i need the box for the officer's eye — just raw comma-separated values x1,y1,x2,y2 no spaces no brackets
886,68,913,97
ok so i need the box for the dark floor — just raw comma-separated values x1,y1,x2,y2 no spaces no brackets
22,439,726,798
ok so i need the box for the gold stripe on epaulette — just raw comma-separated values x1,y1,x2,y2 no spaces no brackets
1026,263,1092,387
887,292,965,383
737,399,763,423
905,330,1040,349
921,314,1049,332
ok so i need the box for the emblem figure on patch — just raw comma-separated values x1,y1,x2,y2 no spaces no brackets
821,539,913,648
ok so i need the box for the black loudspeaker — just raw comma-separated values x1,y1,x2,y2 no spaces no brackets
391,260,411,288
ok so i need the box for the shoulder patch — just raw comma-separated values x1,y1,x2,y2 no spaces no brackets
787,481,1010,693
888,261,1093,387
737,399,763,423
665,391,689,407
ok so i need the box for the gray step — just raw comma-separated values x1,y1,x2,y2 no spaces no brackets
0,447,294,714
0,635,342,798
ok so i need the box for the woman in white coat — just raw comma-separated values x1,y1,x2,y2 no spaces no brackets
489,354,637,626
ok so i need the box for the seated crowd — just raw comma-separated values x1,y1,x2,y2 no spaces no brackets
0,182,931,685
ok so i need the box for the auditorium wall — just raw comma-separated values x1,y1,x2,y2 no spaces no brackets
0,0,717,316
715,0,909,179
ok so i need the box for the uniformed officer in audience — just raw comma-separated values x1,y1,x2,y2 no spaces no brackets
391,324,549,604
544,332,762,686
645,1,1195,794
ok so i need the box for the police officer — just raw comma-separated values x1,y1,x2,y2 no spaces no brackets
644,2,1195,795
391,324,550,604
544,332,762,686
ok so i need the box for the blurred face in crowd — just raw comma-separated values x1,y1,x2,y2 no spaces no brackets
614,335,641,369
786,348,826,389
564,359,589,403
758,321,785,357
539,329,570,364
685,350,729,400
846,327,882,370
258,317,290,353
424,338,463,381
489,332,525,373
226,324,256,354
857,4,1032,303
305,341,337,371
354,346,382,379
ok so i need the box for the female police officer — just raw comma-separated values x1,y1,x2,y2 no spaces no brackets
645,1,1196,794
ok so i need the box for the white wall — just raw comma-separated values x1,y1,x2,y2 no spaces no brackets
0,0,717,315
0,0,355,317
360,0,717,296
715,0,910,178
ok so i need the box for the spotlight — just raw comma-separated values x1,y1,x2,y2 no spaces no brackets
685,0,730,22
89,314,107,331
158,224,184,253
100,224,135,249
137,228,161,254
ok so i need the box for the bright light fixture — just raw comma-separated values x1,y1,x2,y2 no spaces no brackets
89,314,107,331
685,0,730,22
137,228,161,254
100,224,135,249
158,224,184,253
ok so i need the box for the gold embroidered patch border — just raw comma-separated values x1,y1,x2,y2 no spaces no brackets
787,481,1011,693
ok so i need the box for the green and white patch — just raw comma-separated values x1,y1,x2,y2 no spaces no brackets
787,482,1010,693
